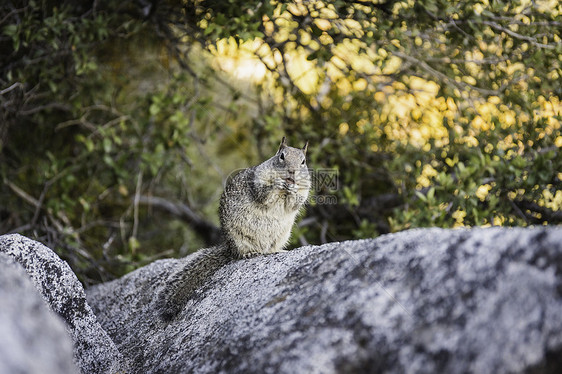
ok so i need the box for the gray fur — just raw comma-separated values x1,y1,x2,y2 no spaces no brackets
156,244,232,321
157,138,310,320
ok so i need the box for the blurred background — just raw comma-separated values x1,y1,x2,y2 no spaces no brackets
1,0,561,284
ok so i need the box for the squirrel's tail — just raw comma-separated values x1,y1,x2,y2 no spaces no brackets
156,244,233,321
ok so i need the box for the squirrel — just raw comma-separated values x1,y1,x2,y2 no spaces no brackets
156,137,310,321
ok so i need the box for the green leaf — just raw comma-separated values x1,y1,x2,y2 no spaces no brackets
415,191,427,202
310,23,323,37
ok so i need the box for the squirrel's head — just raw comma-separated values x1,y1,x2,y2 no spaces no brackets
270,137,310,191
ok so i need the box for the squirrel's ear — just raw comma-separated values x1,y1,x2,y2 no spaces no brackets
277,136,287,153
302,141,308,155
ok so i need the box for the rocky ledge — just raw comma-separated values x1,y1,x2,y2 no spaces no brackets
1,227,562,373
0,234,127,374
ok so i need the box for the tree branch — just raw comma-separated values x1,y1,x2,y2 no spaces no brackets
137,195,221,246
513,199,562,224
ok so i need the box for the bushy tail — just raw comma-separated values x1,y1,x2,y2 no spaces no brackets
156,244,233,321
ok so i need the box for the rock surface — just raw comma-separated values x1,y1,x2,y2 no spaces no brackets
0,234,127,374
0,253,78,374
85,227,562,374
1,228,561,373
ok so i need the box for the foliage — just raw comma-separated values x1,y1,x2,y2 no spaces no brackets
1,0,561,283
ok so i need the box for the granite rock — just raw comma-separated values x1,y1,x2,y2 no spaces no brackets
0,234,128,374
86,227,562,374
0,253,78,374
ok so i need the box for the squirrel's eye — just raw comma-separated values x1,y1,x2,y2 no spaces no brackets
301,159,305,165
280,152,285,161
